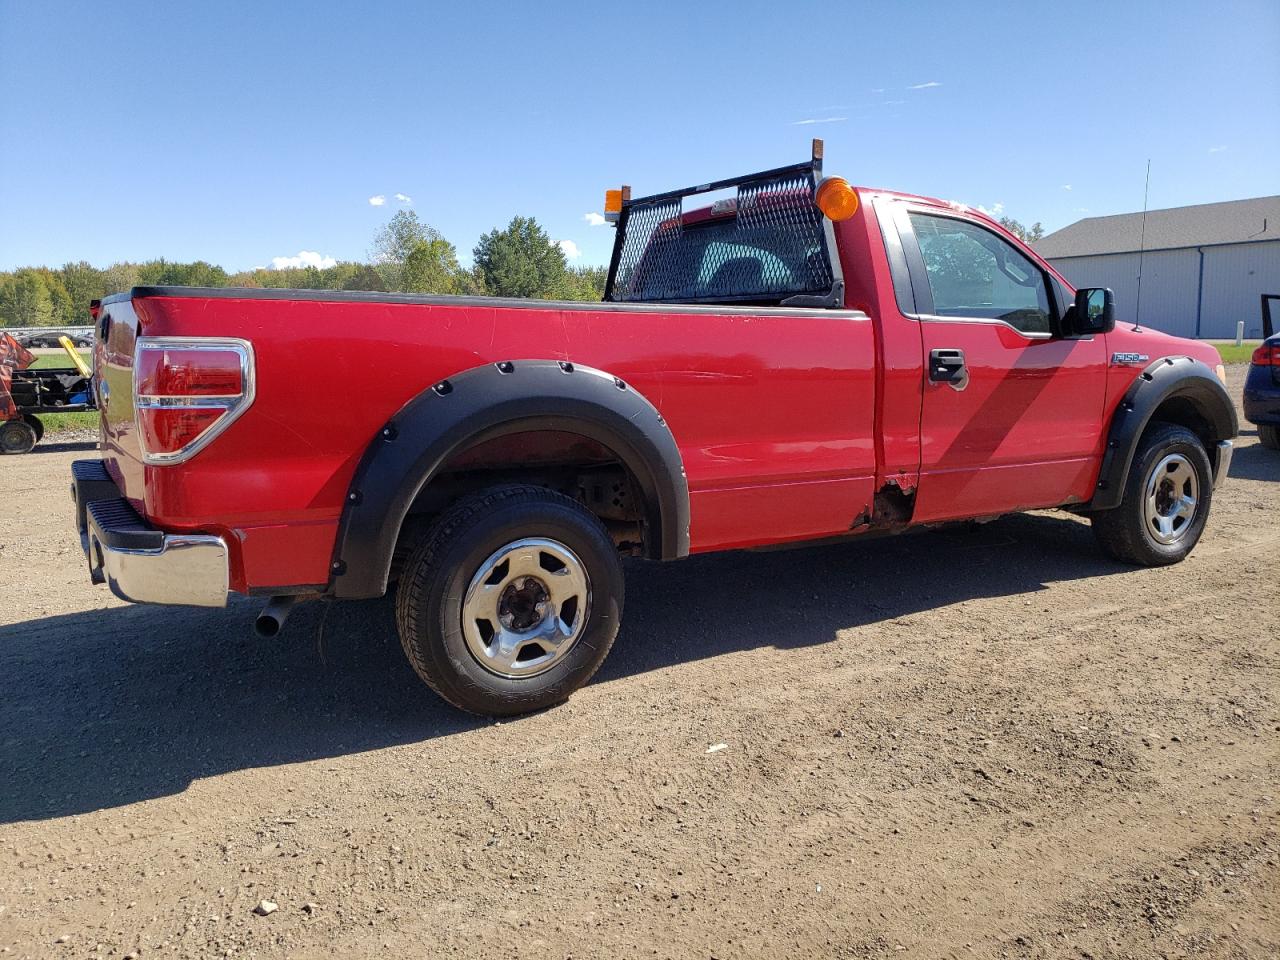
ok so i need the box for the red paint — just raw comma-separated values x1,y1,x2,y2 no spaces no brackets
93,187,1223,595
913,323,1108,521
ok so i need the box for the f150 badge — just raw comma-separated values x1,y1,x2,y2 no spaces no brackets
1111,352,1150,365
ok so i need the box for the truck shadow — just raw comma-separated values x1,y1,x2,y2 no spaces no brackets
0,511,1126,824
28,439,98,454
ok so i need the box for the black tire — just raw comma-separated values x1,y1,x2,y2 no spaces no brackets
1091,422,1213,566
1,419,38,455
395,484,624,716
23,415,44,443
1260,424,1280,450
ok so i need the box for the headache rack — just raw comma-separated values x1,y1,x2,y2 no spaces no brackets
604,139,843,308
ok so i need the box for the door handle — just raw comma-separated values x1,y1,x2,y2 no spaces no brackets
929,348,967,384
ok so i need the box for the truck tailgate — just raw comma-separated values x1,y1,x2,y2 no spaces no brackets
94,296,146,507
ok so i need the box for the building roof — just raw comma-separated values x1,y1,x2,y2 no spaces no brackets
1035,195,1280,259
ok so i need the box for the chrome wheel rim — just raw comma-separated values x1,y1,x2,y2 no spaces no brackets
461,537,590,679
1144,453,1199,545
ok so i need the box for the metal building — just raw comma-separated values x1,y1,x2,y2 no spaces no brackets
1035,196,1280,339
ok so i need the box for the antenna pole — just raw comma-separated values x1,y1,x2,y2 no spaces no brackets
1133,159,1151,331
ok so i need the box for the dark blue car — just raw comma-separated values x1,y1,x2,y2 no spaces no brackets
1244,334,1280,450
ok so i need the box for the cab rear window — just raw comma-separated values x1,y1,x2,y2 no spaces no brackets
617,216,826,304
606,162,840,307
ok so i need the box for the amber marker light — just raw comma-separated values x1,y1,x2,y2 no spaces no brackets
604,186,629,224
815,177,859,221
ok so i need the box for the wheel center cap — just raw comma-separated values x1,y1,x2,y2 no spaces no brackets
498,576,550,631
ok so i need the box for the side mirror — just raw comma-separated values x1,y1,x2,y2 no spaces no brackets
1068,287,1115,335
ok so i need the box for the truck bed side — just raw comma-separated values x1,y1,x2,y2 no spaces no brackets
96,290,878,593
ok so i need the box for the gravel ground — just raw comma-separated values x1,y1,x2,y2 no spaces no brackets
1,365,1276,959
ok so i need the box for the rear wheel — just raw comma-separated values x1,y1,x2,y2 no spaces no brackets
1260,424,1280,450
395,484,624,716
1091,422,1213,565
0,419,37,455
23,415,44,443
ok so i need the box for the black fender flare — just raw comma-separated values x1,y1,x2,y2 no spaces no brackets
328,359,690,599
1090,356,1237,511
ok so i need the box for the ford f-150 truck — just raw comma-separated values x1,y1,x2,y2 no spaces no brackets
72,142,1237,715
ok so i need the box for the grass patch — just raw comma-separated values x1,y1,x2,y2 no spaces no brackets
1209,342,1260,364
27,352,92,370
37,410,99,435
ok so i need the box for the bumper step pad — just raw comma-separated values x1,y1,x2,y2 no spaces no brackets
86,498,165,551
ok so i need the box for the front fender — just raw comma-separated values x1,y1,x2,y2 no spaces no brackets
1090,356,1237,511
328,359,690,599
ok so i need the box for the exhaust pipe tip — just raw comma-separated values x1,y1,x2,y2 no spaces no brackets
254,613,284,639
253,594,310,639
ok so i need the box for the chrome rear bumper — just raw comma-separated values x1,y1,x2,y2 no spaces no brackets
71,459,229,607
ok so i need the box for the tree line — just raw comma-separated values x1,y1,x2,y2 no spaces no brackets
0,212,608,327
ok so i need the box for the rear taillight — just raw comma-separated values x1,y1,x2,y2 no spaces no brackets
1251,343,1279,366
134,337,255,464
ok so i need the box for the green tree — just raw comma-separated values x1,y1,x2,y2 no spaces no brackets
340,264,388,292
473,216,567,299
558,265,607,301
371,210,453,292
401,238,461,294
40,270,75,325
102,262,141,297
998,217,1045,244
0,269,55,326
136,259,229,287
59,261,108,322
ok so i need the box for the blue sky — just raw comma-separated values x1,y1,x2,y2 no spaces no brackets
2,0,1277,272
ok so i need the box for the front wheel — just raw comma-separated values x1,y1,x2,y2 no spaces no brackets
1260,424,1280,450
1091,422,1214,566
395,485,624,716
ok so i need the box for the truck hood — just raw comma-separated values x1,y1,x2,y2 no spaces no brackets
1107,325,1223,369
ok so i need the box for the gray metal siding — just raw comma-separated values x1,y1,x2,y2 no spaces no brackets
1049,240,1280,339
1198,241,1280,339
1050,249,1200,338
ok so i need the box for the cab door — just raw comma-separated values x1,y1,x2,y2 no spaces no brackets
894,207,1108,523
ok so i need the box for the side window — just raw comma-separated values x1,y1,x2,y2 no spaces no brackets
908,213,1053,334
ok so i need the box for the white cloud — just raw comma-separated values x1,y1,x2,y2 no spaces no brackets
870,87,885,93
882,99,906,106
792,116,848,125
1208,145,1227,154
1061,184,1073,191
368,195,386,206
907,81,942,90
557,239,581,260
270,250,338,270
394,192,412,204
976,201,1005,217
584,212,607,226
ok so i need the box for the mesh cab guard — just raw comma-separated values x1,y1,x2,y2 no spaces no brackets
604,140,842,308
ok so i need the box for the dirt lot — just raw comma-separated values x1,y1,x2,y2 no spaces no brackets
2,365,1276,959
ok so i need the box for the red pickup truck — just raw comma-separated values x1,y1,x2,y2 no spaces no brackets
73,143,1237,715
